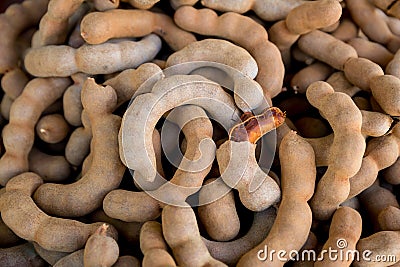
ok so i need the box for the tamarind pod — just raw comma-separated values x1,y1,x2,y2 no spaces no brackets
291,62,333,93
347,38,394,67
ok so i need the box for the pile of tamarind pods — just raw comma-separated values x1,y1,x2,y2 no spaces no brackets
2,0,400,266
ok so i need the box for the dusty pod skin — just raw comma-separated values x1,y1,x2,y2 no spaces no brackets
84,224,119,267
0,68,29,120
36,114,70,144
120,75,239,184
65,110,92,166
105,105,214,221
359,181,399,231
162,205,227,266
298,30,358,70
25,34,162,77
369,74,400,116
290,62,333,93
0,172,110,252
343,57,384,91
201,0,306,21
80,9,196,51
29,147,71,182
378,206,400,231
63,73,88,127
203,207,276,265
285,0,342,35
354,231,400,267
174,6,284,100
0,77,71,186
237,131,316,267
315,207,362,267
307,81,365,221
140,221,177,267
0,0,48,73
0,243,47,267
198,178,240,241
33,79,125,217
347,38,394,67
346,0,400,53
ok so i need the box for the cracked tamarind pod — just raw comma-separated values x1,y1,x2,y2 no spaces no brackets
0,77,71,186
25,34,162,77
307,81,365,221
216,107,284,212
315,207,362,267
33,78,125,217
174,6,284,101
0,0,48,73
140,221,176,267
162,205,227,266
237,131,315,267
104,104,214,221
0,172,114,252
80,9,196,51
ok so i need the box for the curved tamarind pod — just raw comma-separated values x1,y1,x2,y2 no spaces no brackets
0,77,71,186
0,0,48,73
0,172,110,252
141,221,177,267
29,148,71,183
33,79,125,217
237,131,315,267
315,207,362,267
162,205,227,266
307,81,365,220
80,9,196,50
25,34,162,77
120,75,239,183
203,207,276,266
298,30,358,70
104,105,214,221
174,6,284,100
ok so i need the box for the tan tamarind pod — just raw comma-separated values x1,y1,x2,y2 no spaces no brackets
378,206,400,231
162,205,227,266
53,250,84,267
370,74,400,116
25,35,162,77
354,231,400,267
80,9,196,51
33,79,125,217
285,0,342,35
29,147,71,183
332,19,359,42
0,77,71,186
33,243,69,266
174,6,284,100
203,207,276,266
315,207,362,267
290,62,333,93
1,68,29,100
84,224,119,267
36,114,70,144
307,81,365,220
326,72,361,97
348,124,400,199
298,30,358,70
201,0,306,21
343,57,384,91
0,172,108,252
383,158,400,185
141,221,177,267
65,110,92,166
0,0,48,73
63,73,88,127
0,243,47,267
104,63,163,108
347,38,394,67
359,182,399,231
359,110,393,137
237,131,315,267
347,0,400,53
198,178,240,241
